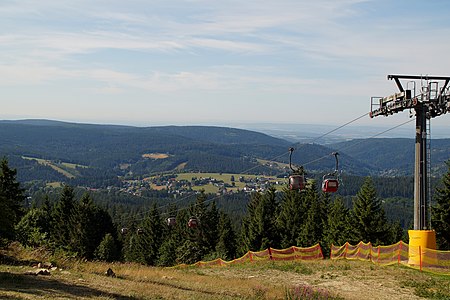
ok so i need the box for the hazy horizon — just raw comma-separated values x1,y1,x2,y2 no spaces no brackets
2,117,449,142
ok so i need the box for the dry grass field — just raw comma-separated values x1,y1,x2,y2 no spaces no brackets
1,243,449,300
142,153,170,159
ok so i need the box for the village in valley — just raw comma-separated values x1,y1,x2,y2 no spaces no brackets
117,153,289,197
119,173,287,197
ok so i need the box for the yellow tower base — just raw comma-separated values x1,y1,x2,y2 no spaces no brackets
408,230,436,265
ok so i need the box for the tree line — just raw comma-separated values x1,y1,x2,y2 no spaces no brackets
1,158,450,266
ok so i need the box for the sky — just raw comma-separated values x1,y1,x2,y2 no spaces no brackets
1,0,450,132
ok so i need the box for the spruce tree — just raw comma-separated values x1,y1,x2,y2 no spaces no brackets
240,192,262,253
124,234,140,262
157,237,178,266
157,203,181,266
172,208,199,265
51,185,76,250
176,239,203,265
387,220,404,244
0,158,25,242
297,185,324,247
177,191,211,261
351,177,389,245
175,196,207,265
134,204,164,265
71,193,94,258
71,193,117,259
240,188,279,251
173,208,189,243
203,201,220,253
323,197,352,248
215,212,237,260
95,233,119,262
277,189,308,248
432,160,450,249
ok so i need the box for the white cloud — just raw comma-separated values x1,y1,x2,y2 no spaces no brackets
1,0,450,126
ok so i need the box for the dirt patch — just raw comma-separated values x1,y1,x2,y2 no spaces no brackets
194,260,427,299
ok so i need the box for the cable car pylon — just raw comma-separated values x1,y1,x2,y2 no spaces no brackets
370,74,450,262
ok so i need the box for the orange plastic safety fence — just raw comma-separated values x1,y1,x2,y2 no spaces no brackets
174,244,324,268
372,242,409,265
251,249,271,261
270,244,324,261
331,241,450,275
408,245,450,275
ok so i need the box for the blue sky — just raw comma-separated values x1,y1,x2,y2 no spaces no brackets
1,0,450,130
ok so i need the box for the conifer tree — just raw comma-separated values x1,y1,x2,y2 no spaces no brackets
297,185,324,247
176,239,203,265
124,234,140,262
351,177,389,245
277,189,308,248
71,193,95,257
157,237,178,266
51,185,76,250
432,160,450,249
387,221,404,244
215,212,237,260
176,191,212,263
95,233,119,262
172,208,200,265
171,208,189,246
157,203,181,266
240,192,262,253
134,204,164,265
323,197,352,248
241,188,279,251
71,193,116,259
203,201,220,253
175,196,206,265
260,188,280,249
0,158,25,242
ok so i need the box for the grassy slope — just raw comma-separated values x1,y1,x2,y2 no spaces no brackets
1,244,449,300
22,156,88,179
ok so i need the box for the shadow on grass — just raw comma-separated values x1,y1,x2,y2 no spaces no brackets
0,253,37,267
0,272,138,300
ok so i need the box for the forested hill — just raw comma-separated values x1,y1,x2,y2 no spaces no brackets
0,120,294,186
331,138,450,176
0,120,449,187
0,120,287,149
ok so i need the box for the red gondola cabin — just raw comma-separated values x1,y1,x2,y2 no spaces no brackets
289,174,306,191
167,217,176,227
188,217,199,229
322,177,339,193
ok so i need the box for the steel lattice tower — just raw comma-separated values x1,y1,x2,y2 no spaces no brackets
370,75,450,230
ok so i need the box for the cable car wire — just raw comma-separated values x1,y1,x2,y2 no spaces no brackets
303,118,415,168
295,112,368,148
334,118,415,153
113,112,413,224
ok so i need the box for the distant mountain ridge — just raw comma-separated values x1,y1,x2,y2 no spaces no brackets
330,138,450,176
0,119,448,187
0,119,292,186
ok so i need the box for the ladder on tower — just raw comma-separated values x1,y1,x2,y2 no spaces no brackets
426,117,432,229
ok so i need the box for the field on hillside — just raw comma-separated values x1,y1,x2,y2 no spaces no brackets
1,244,449,300
22,156,88,179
